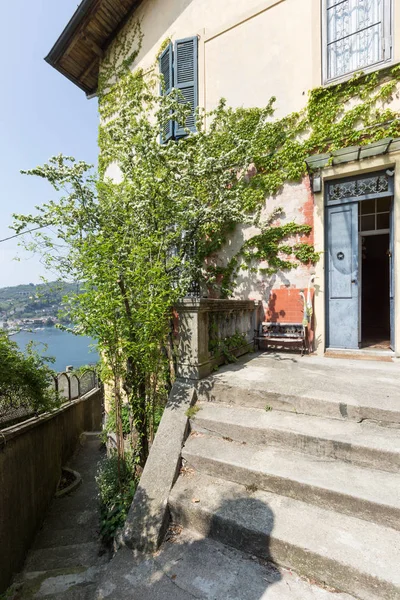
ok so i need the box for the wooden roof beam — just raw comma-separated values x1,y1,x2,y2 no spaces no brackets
81,32,104,58
45,0,142,96
79,54,100,84
55,0,103,60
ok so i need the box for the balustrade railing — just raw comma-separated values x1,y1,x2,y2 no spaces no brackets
176,298,258,379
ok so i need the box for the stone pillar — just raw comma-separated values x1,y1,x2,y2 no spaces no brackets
176,299,210,380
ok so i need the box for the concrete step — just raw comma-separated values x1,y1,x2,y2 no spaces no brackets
40,508,100,532
14,565,103,599
38,585,97,600
199,380,400,424
45,491,99,518
95,529,357,599
192,402,400,473
23,542,102,574
169,471,400,600
196,353,400,425
33,524,98,550
183,434,400,530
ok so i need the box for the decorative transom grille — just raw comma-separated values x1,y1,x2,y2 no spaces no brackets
326,0,391,81
327,173,389,202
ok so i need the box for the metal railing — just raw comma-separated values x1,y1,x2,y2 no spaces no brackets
0,369,99,428
51,369,98,400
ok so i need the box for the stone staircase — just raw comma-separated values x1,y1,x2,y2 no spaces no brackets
9,435,108,600
168,357,400,600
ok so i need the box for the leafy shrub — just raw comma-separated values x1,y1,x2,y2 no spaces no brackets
209,330,247,364
101,402,131,445
73,363,100,376
150,403,165,437
0,330,58,419
96,453,137,543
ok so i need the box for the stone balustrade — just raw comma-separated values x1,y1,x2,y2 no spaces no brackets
176,298,258,379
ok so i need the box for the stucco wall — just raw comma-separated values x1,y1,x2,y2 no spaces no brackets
0,389,103,593
106,0,400,116
101,0,400,354
207,177,315,325
106,0,318,117
204,0,316,117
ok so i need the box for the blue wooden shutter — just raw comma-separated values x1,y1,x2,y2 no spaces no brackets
174,36,198,137
159,42,174,143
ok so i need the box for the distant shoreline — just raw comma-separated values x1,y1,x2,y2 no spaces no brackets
0,280,81,333
12,328,99,372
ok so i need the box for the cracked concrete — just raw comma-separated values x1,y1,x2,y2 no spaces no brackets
197,352,400,424
96,529,355,599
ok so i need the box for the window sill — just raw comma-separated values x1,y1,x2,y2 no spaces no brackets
322,58,396,89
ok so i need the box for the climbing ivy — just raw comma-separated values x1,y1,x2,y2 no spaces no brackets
97,22,400,294
12,18,400,470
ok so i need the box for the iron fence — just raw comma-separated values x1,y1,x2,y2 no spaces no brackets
0,369,99,428
53,369,98,400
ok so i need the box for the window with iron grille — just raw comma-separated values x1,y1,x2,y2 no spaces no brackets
323,0,392,83
159,36,198,143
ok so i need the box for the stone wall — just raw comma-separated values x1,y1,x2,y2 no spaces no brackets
0,388,103,593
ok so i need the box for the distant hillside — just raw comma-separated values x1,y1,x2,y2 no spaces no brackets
0,282,81,322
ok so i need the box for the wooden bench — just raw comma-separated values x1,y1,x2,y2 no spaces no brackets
254,322,306,355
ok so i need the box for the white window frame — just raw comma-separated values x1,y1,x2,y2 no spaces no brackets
322,0,393,85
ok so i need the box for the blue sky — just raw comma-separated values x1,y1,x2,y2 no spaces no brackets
0,1,98,288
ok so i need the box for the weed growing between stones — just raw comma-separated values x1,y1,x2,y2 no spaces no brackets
185,405,201,419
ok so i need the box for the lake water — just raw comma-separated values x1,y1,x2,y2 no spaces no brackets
12,328,99,373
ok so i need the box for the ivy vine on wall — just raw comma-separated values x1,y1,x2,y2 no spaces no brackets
12,19,400,471
98,21,400,295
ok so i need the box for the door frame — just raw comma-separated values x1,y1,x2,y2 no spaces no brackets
358,228,391,347
389,197,395,350
324,170,394,351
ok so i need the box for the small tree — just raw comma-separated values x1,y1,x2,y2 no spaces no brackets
12,28,318,466
0,331,57,420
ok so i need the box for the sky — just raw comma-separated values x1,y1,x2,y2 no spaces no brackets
0,1,99,288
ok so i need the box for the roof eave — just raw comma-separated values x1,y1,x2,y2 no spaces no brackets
45,0,142,96
44,57,96,96
45,0,98,67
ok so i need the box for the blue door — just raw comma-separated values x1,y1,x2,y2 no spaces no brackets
390,200,395,350
327,203,359,349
